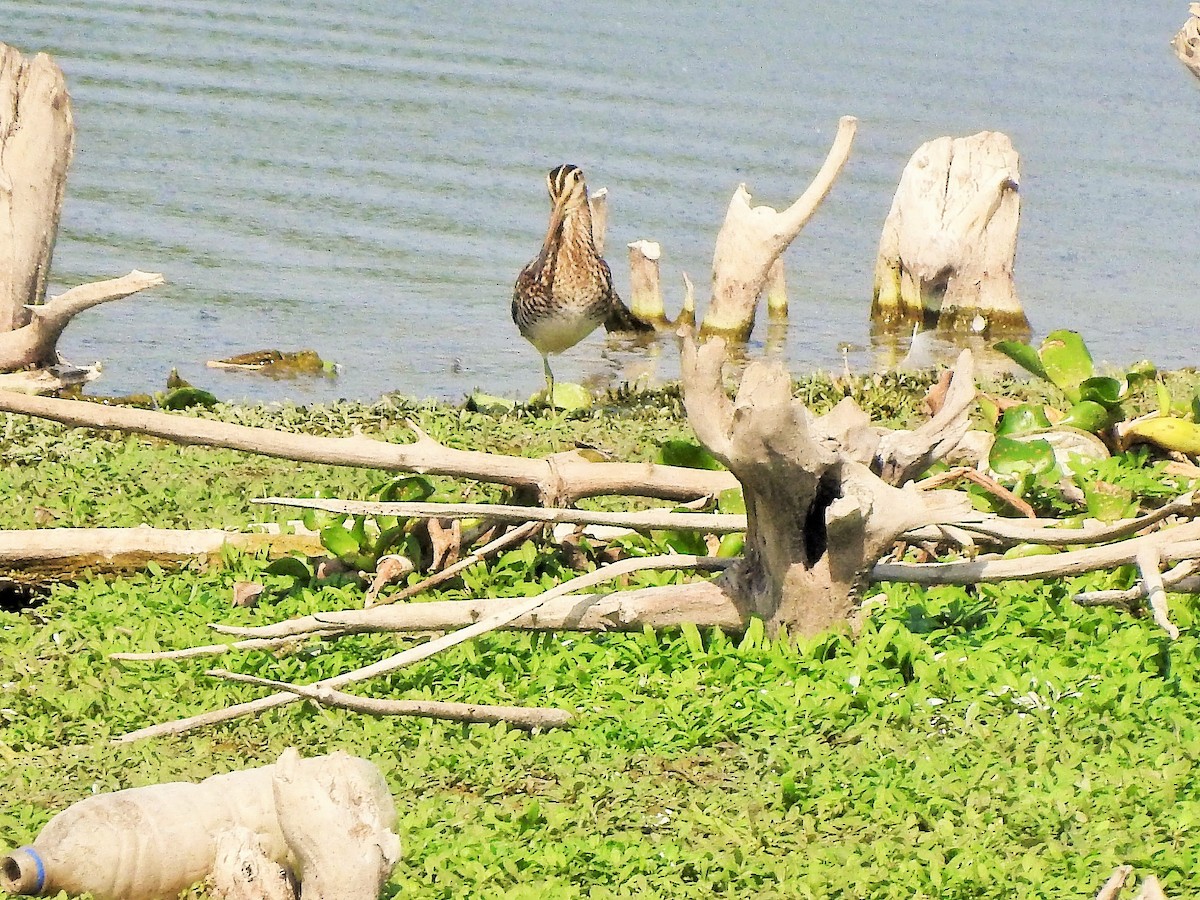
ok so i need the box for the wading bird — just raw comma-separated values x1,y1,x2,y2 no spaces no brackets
512,164,652,399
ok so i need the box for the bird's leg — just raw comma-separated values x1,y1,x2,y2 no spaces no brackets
542,354,556,407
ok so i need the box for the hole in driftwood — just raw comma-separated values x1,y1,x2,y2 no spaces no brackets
0,579,46,613
803,472,843,566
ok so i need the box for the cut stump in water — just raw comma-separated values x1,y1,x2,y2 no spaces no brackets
700,116,857,342
871,131,1027,337
1173,4,1200,80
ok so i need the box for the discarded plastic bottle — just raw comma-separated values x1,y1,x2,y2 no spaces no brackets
0,751,396,900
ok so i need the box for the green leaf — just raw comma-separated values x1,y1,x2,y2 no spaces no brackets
717,488,745,515
320,523,360,560
716,533,745,557
160,387,219,410
996,404,1051,437
466,392,516,415
1082,480,1135,523
544,382,592,411
988,436,1057,476
379,476,435,503
1078,376,1123,409
994,340,1049,381
1123,416,1200,455
657,440,723,470
1057,401,1111,433
263,556,313,580
1039,330,1094,401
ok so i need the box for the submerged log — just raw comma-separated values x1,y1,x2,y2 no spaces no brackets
1173,4,1200,80
701,116,857,342
871,131,1027,336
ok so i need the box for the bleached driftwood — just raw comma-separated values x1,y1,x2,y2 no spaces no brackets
258,497,748,535
0,42,74,333
114,554,732,742
0,525,320,574
0,391,737,506
0,45,163,383
1173,4,1200,80
871,131,1027,335
679,334,975,636
209,829,295,900
214,670,573,729
0,270,164,372
701,116,857,341
588,186,607,256
765,256,787,320
627,239,668,326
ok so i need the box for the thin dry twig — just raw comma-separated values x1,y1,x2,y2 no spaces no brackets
212,670,573,730
374,521,542,607
115,553,727,742
257,497,747,535
915,465,1036,518
1136,547,1180,640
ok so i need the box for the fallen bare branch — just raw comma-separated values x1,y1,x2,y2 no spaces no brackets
115,553,732,742
914,465,1035,518
257,497,747,535
872,522,1200,585
1096,867,1133,900
1073,560,1200,609
212,670,573,730
1136,547,1179,640
0,392,736,506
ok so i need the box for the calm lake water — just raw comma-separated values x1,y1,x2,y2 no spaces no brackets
2,2,1198,403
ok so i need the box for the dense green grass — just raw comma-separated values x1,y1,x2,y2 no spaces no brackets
0,383,1196,898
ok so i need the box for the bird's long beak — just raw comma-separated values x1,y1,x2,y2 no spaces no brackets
534,191,570,273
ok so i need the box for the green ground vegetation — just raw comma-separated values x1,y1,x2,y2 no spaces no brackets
0,373,1197,898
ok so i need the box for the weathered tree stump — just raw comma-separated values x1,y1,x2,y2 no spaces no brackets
1174,4,1200,80
871,131,1027,336
680,333,975,636
700,116,857,342
0,41,162,389
0,42,74,332
627,239,669,326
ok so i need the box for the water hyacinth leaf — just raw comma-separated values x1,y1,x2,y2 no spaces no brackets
1192,388,1200,424
1156,380,1172,417
466,392,515,415
320,522,361,560
160,387,219,410
994,339,1049,381
996,404,1051,437
1123,416,1200,455
1057,400,1111,433
657,440,723,470
379,475,435,503
988,436,1057,476
717,488,746,515
263,556,313,580
977,394,1000,428
1078,376,1123,409
545,382,592,411
716,533,745,557
1039,330,1094,401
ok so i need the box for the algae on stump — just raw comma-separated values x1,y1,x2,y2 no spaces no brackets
871,131,1028,337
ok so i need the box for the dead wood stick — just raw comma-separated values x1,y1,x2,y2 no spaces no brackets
0,392,737,505
1135,547,1179,639
211,670,572,730
375,521,542,607
914,465,1035,518
114,553,728,742
258,497,748,535
111,632,341,662
1073,561,1200,609
0,526,320,569
871,522,1200,585
1096,866,1133,900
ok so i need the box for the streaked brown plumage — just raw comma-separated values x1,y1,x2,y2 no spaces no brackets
512,164,651,397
